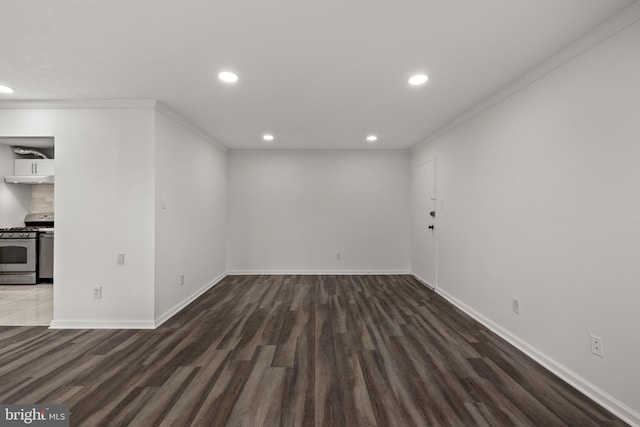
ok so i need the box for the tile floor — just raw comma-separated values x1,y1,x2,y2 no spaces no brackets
0,284,53,326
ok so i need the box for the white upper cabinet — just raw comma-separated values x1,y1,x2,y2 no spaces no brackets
14,159,55,176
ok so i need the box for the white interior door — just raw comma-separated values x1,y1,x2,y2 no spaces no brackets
411,159,437,288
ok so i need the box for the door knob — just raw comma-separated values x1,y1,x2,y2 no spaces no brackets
430,211,436,218
428,225,434,230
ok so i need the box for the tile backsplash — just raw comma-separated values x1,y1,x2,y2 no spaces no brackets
32,185,54,213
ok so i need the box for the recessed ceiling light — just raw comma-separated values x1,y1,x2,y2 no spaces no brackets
366,135,378,142
262,134,274,141
218,71,239,83
0,85,15,94
408,74,429,86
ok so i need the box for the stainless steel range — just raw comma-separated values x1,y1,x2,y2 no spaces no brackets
0,228,37,284
0,213,54,285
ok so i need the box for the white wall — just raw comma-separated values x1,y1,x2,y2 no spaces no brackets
154,110,227,323
0,144,31,226
227,151,411,273
0,106,157,327
412,19,640,423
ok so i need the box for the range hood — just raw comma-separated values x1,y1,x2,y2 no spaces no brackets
4,175,54,184
4,146,55,184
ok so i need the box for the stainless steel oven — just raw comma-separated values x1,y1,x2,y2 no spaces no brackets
0,231,37,284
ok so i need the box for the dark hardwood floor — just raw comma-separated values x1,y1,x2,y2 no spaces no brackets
0,275,627,426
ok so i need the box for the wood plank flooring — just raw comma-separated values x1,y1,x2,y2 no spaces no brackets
0,275,627,426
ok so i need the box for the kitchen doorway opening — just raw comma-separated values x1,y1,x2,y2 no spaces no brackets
0,136,55,326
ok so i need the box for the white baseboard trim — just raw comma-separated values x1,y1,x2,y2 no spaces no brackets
49,273,228,330
226,270,411,276
435,287,640,427
154,273,227,328
412,273,436,290
49,319,156,329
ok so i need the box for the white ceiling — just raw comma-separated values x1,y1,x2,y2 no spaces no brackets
0,0,635,150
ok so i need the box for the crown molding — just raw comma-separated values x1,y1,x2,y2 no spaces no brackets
155,101,228,152
229,148,410,154
0,99,157,109
412,1,640,152
0,98,228,151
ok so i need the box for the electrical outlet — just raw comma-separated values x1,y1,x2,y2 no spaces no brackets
512,297,520,314
93,286,102,299
180,275,185,286
590,334,604,357
336,252,341,261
